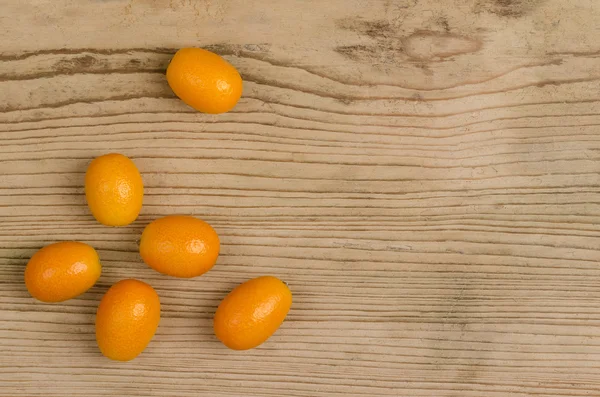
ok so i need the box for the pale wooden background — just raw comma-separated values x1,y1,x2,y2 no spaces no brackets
2,0,600,396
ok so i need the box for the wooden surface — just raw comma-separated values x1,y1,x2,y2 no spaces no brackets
2,0,600,396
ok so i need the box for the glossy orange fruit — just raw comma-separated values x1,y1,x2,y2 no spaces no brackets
214,276,292,350
95,279,161,361
85,153,144,226
24,241,101,303
166,48,243,114
139,215,220,278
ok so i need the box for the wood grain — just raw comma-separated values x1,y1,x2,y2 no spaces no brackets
2,0,600,395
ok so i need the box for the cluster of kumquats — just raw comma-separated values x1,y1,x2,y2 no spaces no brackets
23,48,292,361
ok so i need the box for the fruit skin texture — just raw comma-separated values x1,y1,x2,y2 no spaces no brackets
85,153,144,227
214,276,292,350
95,279,161,361
24,241,101,303
139,215,220,278
166,48,243,114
